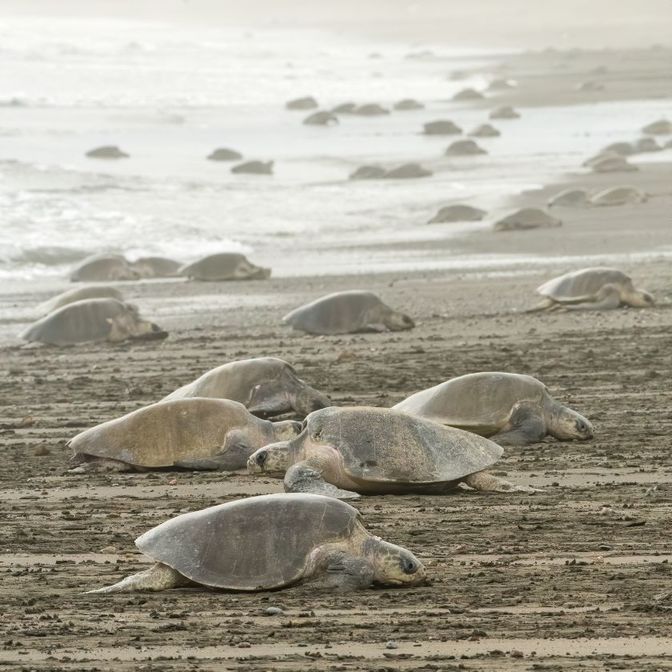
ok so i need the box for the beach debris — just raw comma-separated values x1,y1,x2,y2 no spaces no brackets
179,252,270,281
68,398,301,472
162,356,330,417
20,298,166,346
494,208,561,231
249,407,539,497
283,290,414,335
531,267,655,311
428,204,486,223
87,493,425,592
393,372,593,446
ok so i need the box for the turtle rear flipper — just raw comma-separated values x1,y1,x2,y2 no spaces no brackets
463,470,541,493
86,562,191,593
284,463,360,500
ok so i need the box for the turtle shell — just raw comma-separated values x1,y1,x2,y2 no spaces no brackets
68,398,267,468
36,286,123,316
283,290,386,335
537,267,631,302
136,493,361,590
589,186,647,207
21,298,136,345
179,253,269,281
294,407,503,485
393,372,546,436
70,254,137,282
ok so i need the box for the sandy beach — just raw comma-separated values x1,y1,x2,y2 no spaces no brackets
2,2,672,670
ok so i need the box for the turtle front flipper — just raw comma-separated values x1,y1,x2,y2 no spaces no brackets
463,470,541,493
86,562,191,593
284,463,361,500
490,402,546,446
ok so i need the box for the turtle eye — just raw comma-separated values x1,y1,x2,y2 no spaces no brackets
401,557,418,575
576,420,588,433
255,450,268,467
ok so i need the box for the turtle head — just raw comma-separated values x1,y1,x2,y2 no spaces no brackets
247,441,290,478
549,406,593,441
364,537,426,587
624,287,655,308
383,310,415,332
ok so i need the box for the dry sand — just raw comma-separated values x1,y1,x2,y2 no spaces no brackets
2,21,672,672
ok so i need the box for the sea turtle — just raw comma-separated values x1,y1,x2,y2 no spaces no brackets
487,78,515,91
576,81,604,92
20,298,166,346
162,357,330,417
303,111,339,126
179,253,270,281
589,186,648,207
352,103,390,116
70,254,139,282
633,137,662,153
36,286,124,316
445,139,487,156
469,123,500,137
349,165,387,180
286,96,318,110
283,290,414,335
130,256,181,278
383,163,432,179
530,267,655,311
591,156,638,173
85,145,129,159
87,493,425,593
453,88,484,101
583,151,620,167
494,208,562,232
642,119,672,135
602,142,635,156
68,398,301,472
423,120,462,135
489,106,520,120
547,189,590,208
231,160,274,175
207,148,243,161
393,372,593,446
393,99,424,111
248,407,538,499
332,102,357,114
428,204,486,223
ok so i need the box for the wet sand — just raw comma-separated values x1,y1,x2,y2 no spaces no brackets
3,31,672,672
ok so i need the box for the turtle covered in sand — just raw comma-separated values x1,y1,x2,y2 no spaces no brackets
162,357,330,417
445,139,487,156
494,208,561,232
179,253,270,281
428,204,486,223
589,186,648,207
283,290,414,335
20,298,166,346
130,256,181,278
88,494,426,593
423,120,462,135
530,267,654,311
248,407,538,499
469,123,500,137
393,372,593,446
68,398,301,472
547,189,590,208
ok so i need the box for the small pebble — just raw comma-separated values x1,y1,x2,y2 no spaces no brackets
385,640,398,649
264,607,285,616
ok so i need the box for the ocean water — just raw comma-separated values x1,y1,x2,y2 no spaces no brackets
0,15,670,287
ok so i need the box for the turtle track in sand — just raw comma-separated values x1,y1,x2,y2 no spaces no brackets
1,271,672,671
